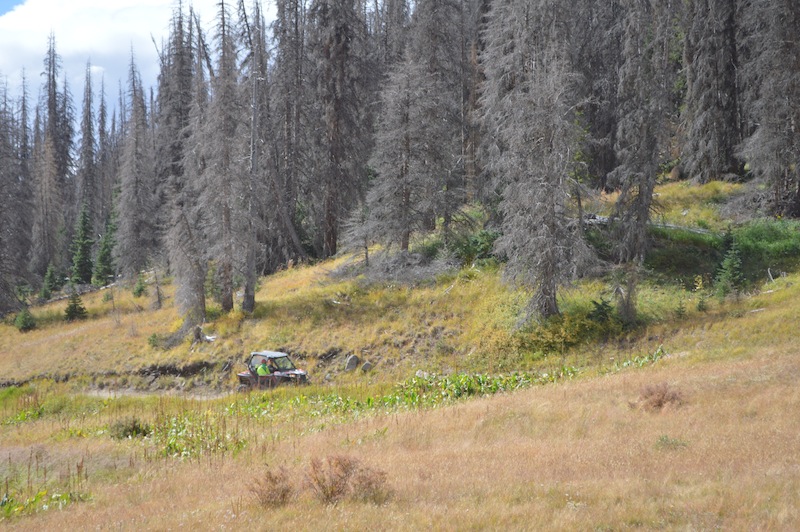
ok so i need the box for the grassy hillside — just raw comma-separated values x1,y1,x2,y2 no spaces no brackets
1,179,800,528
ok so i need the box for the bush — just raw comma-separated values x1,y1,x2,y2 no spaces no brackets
451,229,499,266
733,218,800,281
14,307,36,332
109,417,152,439
638,382,684,411
133,274,148,298
306,455,358,504
305,455,390,505
249,467,293,508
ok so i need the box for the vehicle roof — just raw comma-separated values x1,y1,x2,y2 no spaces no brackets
249,351,290,359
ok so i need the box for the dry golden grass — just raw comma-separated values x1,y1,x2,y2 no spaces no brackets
8,339,799,530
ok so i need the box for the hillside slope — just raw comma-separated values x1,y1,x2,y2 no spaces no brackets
3,274,799,529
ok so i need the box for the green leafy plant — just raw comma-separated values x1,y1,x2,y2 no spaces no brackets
14,307,36,332
109,417,152,439
132,274,148,298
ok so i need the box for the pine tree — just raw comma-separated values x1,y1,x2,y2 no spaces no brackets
114,55,157,279
0,84,24,314
170,11,210,329
195,0,248,312
406,0,466,236
64,285,88,321
682,0,742,183
271,0,311,261
76,62,98,225
308,0,372,257
738,0,800,216
70,204,94,284
365,57,427,251
92,220,116,286
480,0,593,319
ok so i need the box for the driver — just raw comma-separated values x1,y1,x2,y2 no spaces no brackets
256,358,270,376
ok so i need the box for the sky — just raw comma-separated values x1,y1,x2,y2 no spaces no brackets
0,0,251,109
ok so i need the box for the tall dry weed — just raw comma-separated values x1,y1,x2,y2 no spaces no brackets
249,466,293,508
637,382,684,411
305,455,390,505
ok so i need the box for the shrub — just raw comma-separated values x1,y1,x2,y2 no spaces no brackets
133,274,148,298
14,307,36,332
638,382,683,411
350,464,392,504
306,455,359,504
451,229,499,266
109,417,152,439
249,467,293,508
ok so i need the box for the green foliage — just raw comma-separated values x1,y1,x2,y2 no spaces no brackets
715,243,744,299
41,263,62,299
450,229,499,266
147,333,161,349
14,307,36,332
109,417,152,439
514,305,624,355
413,237,444,260
71,205,94,285
694,275,709,312
645,226,724,285
64,287,88,322
132,274,148,298
92,221,116,286
152,410,246,459
732,218,800,281
655,434,688,450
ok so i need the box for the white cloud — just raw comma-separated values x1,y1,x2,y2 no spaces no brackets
0,0,239,107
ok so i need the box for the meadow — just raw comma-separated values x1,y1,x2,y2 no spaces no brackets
1,179,799,529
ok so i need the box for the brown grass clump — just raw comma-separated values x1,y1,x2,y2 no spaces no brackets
305,455,391,505
249,466,293,508
637,381,684,411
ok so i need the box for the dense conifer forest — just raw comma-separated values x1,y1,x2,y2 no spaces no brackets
1,0,798,328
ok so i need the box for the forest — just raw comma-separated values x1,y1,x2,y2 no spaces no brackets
0,0,798,329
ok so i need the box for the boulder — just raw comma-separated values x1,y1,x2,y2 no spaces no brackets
344,354,360,372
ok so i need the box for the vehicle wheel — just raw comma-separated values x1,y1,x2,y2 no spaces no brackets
236,384,250,393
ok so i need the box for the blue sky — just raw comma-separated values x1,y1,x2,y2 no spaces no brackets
0,1,271,110
0,0,19,16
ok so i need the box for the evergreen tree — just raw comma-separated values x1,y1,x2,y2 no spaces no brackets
70,204,94,284
308,0,372,257
171,11,210,329
610,0,683,264
480,0,593,319
14,306,36,332
92,220,116,286
64,284,88,321
682,0,742,183
114,55,157,279
42,262,60,296
195,0,248,312
406,0,466,235
738,0,800,216
0,84,23,314
76,62,98,225
365,57,428,251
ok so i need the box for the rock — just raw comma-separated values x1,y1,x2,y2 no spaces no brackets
361,361,373,373
344,354,360,372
